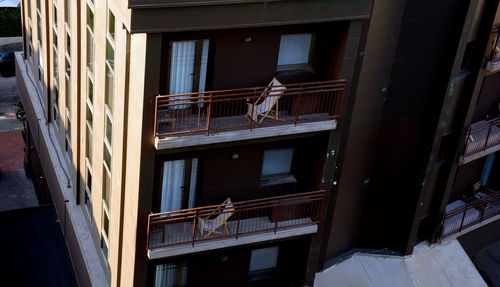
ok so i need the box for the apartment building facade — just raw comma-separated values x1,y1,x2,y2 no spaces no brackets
17,0,500,285
16,0,377,286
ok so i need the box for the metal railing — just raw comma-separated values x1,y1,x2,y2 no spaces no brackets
490,32,500,63
440,189,500,239
147,190,326,250
154,80,346,137
463,117,500,159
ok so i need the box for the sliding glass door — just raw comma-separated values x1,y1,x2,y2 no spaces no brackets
168,40,209,109
160,158,198,212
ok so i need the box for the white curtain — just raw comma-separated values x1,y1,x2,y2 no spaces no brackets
155,263,188,287
169,41,196,109
161,159,198,213
161,160,185,212
155,264,177,287
198,39,209,93
169,40,209,109
277,33,312,66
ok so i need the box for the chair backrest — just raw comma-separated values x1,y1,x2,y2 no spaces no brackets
257,78,286,111
210,198,234,227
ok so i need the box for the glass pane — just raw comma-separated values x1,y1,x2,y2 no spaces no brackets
86,124,92,164
262,148,293,176
87,30,94,73
64,0,70,26
53,48,58,81
86,166,92,193
87,76,94,103
277,33,312,66
106,115,112,145
65,73,71,109
103,169,111,205
105,65,114,110
103,210,109,237
86,104,93,128
104,145,111,169
87,5,94,31
155,263,188,287
66,32,71,57
249,247,279,272
108,11,115,40
106,41,114,69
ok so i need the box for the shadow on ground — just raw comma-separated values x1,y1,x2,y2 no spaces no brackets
0,205,78,287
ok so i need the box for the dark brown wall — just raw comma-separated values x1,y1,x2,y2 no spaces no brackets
323,0,409,260
148,236,311,287
356,0,470,252
472,72,500,122
154,134,329,209
449,159,486,202
159,22,348,94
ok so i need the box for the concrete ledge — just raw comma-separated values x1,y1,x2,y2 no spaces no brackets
148,224,317,259
15,53,108,287
440,214,500,242
155,120,336,150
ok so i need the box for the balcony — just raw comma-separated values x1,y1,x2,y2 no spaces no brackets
460,117,500,164
154,80,346,150
486,31,500,72
147,191,325,259
440,189,500,239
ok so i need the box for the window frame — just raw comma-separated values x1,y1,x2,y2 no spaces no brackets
276,33,315,72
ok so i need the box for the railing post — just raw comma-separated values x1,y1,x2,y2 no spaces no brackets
206,93,213,135
192,210,197,247
459,205,468,232
440,213,447,239
479,201,485,222
146,214,151,250
154,97,158,137
236,211,241,240
295,85,303,125
483,124,493,151
274,201,281,234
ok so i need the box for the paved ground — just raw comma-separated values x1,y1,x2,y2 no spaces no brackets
315,240,487,287
0,205,79,287
0,75,23,132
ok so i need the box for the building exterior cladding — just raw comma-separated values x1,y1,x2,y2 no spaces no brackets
15,0,500,287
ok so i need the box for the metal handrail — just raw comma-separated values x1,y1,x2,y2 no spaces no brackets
154,80,347,137
147,190,326,250
440,189,500,238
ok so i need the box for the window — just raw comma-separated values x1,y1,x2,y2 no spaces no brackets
261,148,294,177
249,247,279,272
155,263,188,287
101,205,110,259
277,33,313,71
64,0,70,28
108,10,115,40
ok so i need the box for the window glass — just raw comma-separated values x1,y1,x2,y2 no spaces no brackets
155,263,188,287
249,247,279,272
277,33,312,69
261,148,293,176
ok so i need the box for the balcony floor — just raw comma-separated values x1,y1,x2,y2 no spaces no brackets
155,115,337,150
148,216,317,259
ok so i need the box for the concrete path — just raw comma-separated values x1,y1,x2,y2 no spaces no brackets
0,75,23,132
314,240,487,287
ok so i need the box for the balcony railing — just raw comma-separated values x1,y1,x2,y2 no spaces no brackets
147,191,326,252
461,117,500,164
154,80,346,138
486,31,500,72
440,189,500,239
